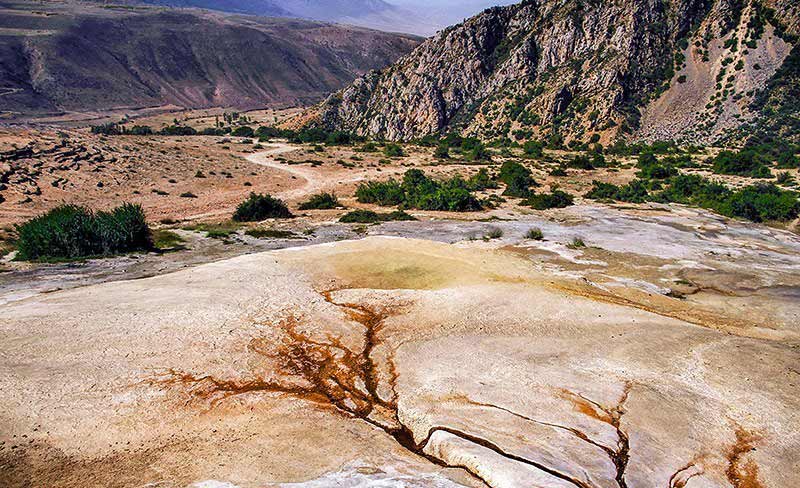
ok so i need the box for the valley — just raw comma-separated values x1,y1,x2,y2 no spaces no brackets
1,0,799,487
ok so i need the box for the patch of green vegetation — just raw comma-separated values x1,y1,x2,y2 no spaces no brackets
636,153,678,179
339,209,417,223
15,203,152,261
711,150,772,178
586,172,799,223
523,140,545,158
355,169,483,212
525,227,544,240
567,237,586,249
383,143,405,157
244,229,298,239
355,180,406,206
181,221,243,239
152,229,186,250
232,193,292,222
231,126,255,138
298,192,341,210
499,161,536,198
484,228,503,240
526,190,574,210
466,168,499,191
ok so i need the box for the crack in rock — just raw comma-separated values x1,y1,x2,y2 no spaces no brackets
152,290,650,488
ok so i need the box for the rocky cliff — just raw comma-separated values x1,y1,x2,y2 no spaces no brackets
310,0,799,145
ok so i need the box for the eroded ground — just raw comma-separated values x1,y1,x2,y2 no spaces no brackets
1,225,799,487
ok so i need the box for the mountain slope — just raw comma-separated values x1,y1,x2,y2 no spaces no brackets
0,2,421,117
136,0,435,35
308,0,799,145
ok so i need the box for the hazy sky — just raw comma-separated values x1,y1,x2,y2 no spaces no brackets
391,0,517,29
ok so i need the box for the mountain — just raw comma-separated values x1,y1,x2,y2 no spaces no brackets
129,0,518,36
0,1,421,118
135,0,435,35
307,0,800,145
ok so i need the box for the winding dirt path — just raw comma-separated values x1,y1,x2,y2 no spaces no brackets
245,143,318,200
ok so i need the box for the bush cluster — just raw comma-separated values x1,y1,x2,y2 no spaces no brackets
526,189,574,209
298,192,341,210
339,209,417,223
499,161,536,198
711,150,772,178
585,174,800,222
232,193,292,222
355,169,483,212
16,204,152,261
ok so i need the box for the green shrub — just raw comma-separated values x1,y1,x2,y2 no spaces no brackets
523,140,545,158
526,227,544,240
468,144,492,161
654,175,800,222
712,150,772,178
16,203,152,261
355,180,405,206
340,209,416,223
152,229,185,250
467,168,498,191
527,190,574,209
776,151,799,169
499,161,535,197
384,143,405,157
232,193,292,222
231,126,255,138
550,167,568,176
720,184,800,222
568,237,586,249
484,228,503,239
356,169,483,211
776,171,795,185
584,180,649,203
358,142,379,153
566,155,595,170
298,192,341,210
434,143,450,159
584,181,619,200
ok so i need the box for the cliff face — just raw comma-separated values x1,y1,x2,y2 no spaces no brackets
312,0,798,144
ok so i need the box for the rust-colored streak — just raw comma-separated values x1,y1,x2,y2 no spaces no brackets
558,384,632,488
725,428,764,488
151,290,632,488
667,461,703,488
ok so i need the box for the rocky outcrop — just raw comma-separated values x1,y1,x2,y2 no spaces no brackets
311,0,797,145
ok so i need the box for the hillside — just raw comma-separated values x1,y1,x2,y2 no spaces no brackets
0,1,420,119
308,0,799,145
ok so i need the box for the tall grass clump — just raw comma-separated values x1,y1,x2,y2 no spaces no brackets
16,203,152,261
232,193,292,221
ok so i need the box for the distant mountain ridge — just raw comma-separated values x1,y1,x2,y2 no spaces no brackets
0,1,421,117
306,0,800,145
131,0,515,35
